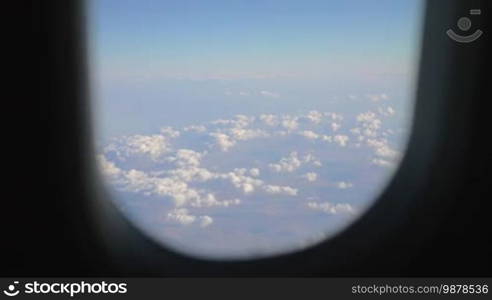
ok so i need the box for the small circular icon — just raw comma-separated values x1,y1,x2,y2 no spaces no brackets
457,17,472,31
3,282,20,297
446,9,482,43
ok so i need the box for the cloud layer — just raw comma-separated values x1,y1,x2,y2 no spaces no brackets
98,103,405,258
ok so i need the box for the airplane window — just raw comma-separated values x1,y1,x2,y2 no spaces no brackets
89,0,424,259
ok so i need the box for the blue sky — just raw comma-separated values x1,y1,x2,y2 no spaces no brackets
91,0,422,86
90,0,423,259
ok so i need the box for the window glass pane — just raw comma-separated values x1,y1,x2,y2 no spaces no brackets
89,0,423,259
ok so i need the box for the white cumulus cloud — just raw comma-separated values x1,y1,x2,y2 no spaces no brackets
167,208,196,225
210,132,236,152
269,151,302,173
302,172,318,182
336,181,353,189
199,215,214,227
281,116,299,131
115,134,172,161
307,202,355,215
299,130,319,140
160,126,180,138
306,110,323,124
259,114,278,126
249,168,260,177
333,135,349,147
183,125,207,133
264,185,298,196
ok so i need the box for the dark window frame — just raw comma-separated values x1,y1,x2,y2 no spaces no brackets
30,0,490,277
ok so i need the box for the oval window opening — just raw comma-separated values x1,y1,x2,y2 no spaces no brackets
89,0,424,260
